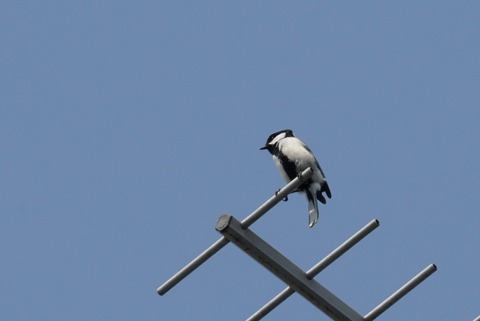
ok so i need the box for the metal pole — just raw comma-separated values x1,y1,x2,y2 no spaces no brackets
156,237,229,295
364,263,437,321
306,219,380,279
247,219,380,321
473,315,480,321
156,168,313,295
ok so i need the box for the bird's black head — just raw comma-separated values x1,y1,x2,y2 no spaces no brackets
260,129,294,153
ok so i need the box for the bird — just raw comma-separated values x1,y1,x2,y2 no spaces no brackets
260,129,331,228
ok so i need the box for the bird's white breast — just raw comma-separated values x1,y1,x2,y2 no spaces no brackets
278,137,316,170
277,137,326,184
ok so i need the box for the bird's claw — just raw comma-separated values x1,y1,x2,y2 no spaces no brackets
275,189,288,202
297,170,307,181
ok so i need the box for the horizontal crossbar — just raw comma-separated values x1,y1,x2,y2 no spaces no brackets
216,214,364,321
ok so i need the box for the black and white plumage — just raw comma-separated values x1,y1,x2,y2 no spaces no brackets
260,129,331,228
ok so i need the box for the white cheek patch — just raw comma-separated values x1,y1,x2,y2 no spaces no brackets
269,132,286,146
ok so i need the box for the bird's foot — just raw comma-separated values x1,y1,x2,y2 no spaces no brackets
275,189,289,202
297,171,306,181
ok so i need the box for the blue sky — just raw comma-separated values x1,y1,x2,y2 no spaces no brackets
1,2,479,320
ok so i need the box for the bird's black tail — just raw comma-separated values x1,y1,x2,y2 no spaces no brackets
317,181,332,204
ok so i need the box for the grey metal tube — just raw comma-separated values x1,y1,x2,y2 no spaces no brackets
156,237,229,295
364,263,437,321
247,219,380,321
307,219,380,279
156,167,313,296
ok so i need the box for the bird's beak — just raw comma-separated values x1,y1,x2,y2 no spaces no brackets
260,145,268,150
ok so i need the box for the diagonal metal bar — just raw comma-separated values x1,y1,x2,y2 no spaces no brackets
247,219,380,321
364,263,437,321
216,214,365,321
156,167,313,295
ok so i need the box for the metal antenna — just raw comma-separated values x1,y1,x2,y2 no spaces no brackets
157,167,437,320
216,214,365,321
